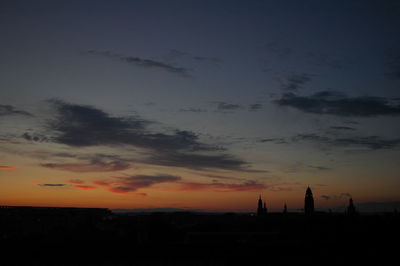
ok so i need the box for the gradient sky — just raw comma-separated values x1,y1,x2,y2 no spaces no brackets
1,0,400,212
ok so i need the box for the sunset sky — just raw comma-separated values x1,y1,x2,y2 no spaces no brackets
1,0,400,212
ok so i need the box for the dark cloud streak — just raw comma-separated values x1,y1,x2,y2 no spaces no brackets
0,105,33,117
44,100,251,171
276,91,400,117
84,50,191,77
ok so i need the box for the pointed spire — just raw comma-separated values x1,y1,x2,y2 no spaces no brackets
304,186,314,215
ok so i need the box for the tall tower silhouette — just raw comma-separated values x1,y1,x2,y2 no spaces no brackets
346,198,356,216
283,203,288,214
257,195,263,216
304,186,314,215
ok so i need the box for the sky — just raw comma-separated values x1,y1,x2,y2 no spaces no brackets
1,0,400,212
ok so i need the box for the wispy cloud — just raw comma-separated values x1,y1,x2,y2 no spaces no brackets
22,132,48,142
40,159,130,173
144,152,249,171
94,174,181,194
280,73,314,91
215,101,242,111
176,180,266,192
249,104,263,111
276,91,400,117
165,49,222,64
84,50,191,77
0,105,33,117
179,108,207,113
93,174,266,194
321,192,351,200
308,165,331,171
73,185,96,190
38,184,66,187
0,166,16,170
292,133,400,150
43,100,251,171
329,126,356,131
257,138,287,144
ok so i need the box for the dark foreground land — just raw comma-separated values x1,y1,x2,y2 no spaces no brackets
1,206,399,266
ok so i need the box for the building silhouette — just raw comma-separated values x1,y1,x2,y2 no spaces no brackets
257,195,267,216
346,198,357,216
283,203,287,214
304,186,314,215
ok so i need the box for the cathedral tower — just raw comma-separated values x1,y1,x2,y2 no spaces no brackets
257,195,263,216
304,186,314,215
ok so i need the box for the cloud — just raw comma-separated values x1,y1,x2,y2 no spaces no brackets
275,91,400,117
321,195,332,200
308,165,331,171
175,180,266,192
48,99,213,152
44,100,251,171
38,184,66,187
292,133,400,150
95,174,181,194
94,174,265,194
280,73,313,91
0,105,32,117
165,49,222,64
257,138,287,144
321,193,352,201
40,159,131,173
215,102,242,111
22,132,49,142
196,173,243,181
144,152,249,171
84,50,191,77
0,166,16,170
249,104,263,111
329,126,356,131
179,108,207,113
47,99,148,147
73,185,96,190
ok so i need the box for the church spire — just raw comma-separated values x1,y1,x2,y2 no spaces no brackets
304,186,314,216
257,195,263,216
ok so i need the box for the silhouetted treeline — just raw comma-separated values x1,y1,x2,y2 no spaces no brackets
1,206,399,265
